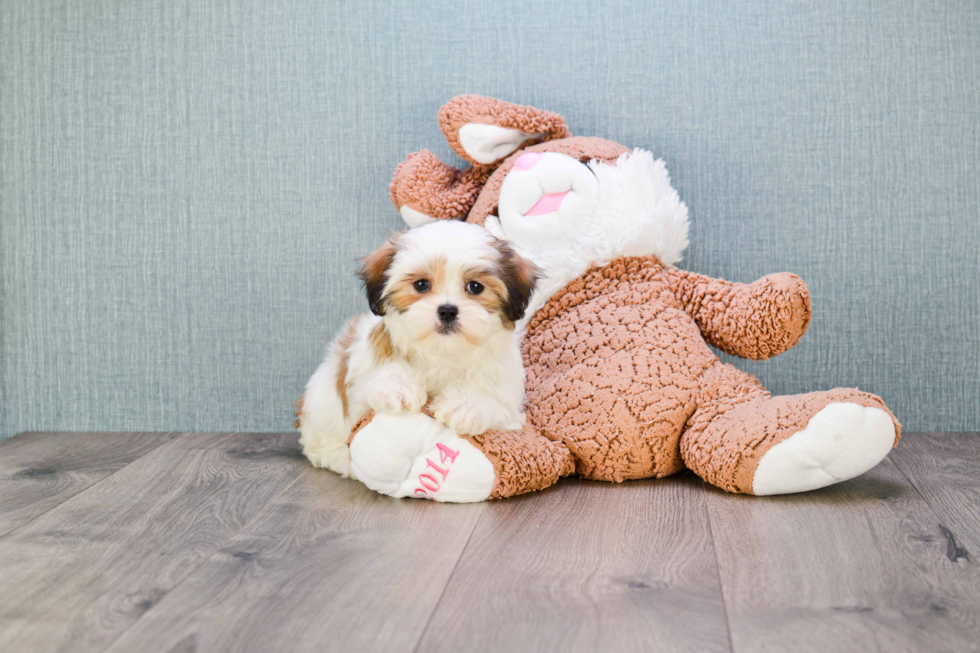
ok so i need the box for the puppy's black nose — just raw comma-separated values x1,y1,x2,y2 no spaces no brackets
437,304,458,323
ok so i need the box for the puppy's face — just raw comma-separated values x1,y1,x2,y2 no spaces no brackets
359,221,539,350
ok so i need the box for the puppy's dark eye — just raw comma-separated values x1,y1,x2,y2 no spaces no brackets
466,281,484,295
413,279,431,293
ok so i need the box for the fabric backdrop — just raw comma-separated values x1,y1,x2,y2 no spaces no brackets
2,0,978,440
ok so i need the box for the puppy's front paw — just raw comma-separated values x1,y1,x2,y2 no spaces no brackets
433,396,498,436
368,376,427,415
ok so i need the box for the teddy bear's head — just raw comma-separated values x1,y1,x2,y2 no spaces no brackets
390,95,691,323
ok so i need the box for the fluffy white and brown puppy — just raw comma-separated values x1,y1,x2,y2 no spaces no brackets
297,220,539,477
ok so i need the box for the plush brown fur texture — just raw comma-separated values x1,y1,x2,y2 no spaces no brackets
464,426,575,499
347,409,376,446
350,95,900,499
522,256,899,491
390,152,492,221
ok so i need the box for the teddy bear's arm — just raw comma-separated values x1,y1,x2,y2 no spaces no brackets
662,267,812,360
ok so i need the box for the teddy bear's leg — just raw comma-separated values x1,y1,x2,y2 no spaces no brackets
680,363,900,495
347,411,574,502
464,427,576,499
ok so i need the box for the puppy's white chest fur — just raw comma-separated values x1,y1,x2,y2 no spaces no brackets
370,315,528,435
392,320,523,400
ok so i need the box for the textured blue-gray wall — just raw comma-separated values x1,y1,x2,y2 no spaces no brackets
1,0,978,440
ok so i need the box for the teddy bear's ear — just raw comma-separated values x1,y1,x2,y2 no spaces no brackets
389,151,493,227
438,95,570,166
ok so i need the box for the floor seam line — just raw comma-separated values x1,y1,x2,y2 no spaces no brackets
410,503,488,653
702,479,737,653
888,445,935,508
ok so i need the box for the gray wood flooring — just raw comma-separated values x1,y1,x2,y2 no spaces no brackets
0,431,977,653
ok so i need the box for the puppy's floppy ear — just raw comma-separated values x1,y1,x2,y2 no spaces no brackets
494,240,541,324
358,237,399,316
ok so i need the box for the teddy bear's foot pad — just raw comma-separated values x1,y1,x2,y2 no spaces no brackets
349,412,495,503
752,402,896,496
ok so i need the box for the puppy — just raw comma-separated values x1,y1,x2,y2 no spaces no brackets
297,220,540,477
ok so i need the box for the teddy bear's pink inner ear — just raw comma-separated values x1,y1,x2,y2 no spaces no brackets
439,95,570,167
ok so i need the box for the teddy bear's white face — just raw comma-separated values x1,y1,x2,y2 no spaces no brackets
492,152,601,255
485,149,691,328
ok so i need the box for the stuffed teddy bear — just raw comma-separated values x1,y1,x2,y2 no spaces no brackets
299,95,900,502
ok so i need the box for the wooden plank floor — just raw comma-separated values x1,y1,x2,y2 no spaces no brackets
0,432,977,653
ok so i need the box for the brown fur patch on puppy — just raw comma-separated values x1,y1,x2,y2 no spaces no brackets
492,240,540,326
334,317,361,419
359,238,399,315
368,321,394,362
294,394,305,429
461,265,512,326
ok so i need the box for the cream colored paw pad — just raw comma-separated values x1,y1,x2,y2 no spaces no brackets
752,402,896,496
